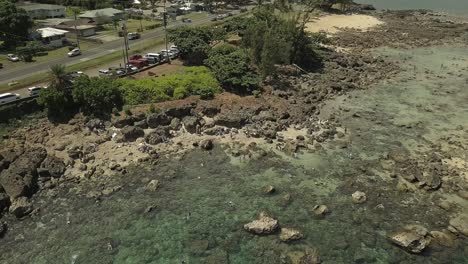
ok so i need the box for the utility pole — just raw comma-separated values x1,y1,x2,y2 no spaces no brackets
122,5,130,74
72,8,80,49
163,0,171,64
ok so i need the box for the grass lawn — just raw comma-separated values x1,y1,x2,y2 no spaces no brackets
101,19,161,33
180,12,210,20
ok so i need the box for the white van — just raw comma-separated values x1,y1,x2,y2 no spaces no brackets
0,93,20,105
145,53,163,64
28,86,43,96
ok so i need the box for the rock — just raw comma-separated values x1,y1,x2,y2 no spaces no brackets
147,113,171,128
457,190,468,200
165,104,194,118
264,185,276,194
182,116,200,134
449,214,468,236
299,248,321,264
352,191,367,204
40,156,66,178
389,225,432,253
280,228,304,242
0,222,6,237
199,139,213,150
119,126,144,142
112,116,134,128
146,180,160,192
312,205,329,216
134,120,148,129
9,197,33,218
204,126,225,136
101,186,122,196
67,145,83,160
86,118,105,131
145,127,170,145
430,230,457,247
252,110,276,122
170,118,181,130
244,212,279,235
214,111,249,128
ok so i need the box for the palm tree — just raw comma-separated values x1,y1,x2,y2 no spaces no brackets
49,64,68,89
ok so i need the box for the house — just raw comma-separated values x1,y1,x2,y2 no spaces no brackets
36,27,68,47
37,18,97,37
17,3,66,19
79,8,125,24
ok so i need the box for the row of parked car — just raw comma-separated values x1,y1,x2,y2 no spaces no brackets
98,45,180,77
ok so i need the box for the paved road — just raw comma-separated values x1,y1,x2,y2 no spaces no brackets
0,13,220,85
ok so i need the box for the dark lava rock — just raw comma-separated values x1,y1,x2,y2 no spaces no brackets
40,156,66,178
199,139,213,150
147,113,171,128
145,127,170,145
119,126,144,142
0,192,10,212
85,118,105,131
0,222,6,238
252,110,276,122
165,104,194,118
183,116,200,134
214,112,249,128
134,120,148,129
112,116,134,128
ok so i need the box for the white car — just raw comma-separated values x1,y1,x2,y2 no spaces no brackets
0,93,21,105
68,48,81,57
28,86,43,96
160,49,176,59
7,54,19,62
99,69,110,75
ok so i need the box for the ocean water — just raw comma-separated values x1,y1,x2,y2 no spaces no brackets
356,0,468,16
1,46,468,263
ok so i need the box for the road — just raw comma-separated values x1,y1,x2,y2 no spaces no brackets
0,13,220,85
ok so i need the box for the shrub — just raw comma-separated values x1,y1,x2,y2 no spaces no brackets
123,105,133,116
37,86,74,117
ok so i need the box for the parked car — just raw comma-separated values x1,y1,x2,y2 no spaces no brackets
160,49,176,59
128,32,141,40
216,14,229,20
0,93,20,105
145,53,164,64
28,86,43,97
128,59,149,69
99,69,110,75
68,48,81,57
182,18,192,23
7,54,19,62
125,64,139,72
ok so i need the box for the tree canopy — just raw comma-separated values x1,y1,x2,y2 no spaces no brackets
0,0,33,48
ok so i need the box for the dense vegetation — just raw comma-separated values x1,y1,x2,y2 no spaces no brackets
0,0,33,48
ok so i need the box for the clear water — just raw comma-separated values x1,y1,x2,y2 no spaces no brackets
1,46,468,263
356,0,468,16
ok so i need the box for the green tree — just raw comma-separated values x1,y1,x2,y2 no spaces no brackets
49,64,69,89
16,41,47,62
205,44,260,93
72,76,123,116
0,0,33,48
168,26,226,65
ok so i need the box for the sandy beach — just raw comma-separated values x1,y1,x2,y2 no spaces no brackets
306,14,384,34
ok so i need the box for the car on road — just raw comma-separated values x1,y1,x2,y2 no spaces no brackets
99,69,110,75
7,54,20,62
0,93,21,105
68,48,81,57
128,32,141,40
160,49,177,59
216,14,229,20
28,86,44,97
182,18,192,23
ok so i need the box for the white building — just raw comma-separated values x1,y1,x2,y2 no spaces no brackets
18,3,66,19
37,28,69,47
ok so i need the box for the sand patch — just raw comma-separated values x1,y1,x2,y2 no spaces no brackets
306,14,384,34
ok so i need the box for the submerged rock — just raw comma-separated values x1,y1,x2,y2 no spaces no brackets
146,180,160,192
312,205,329,216
299,247,321,264
9,197,33,218
352,191,367,204
449,213,468,236
389,225,432,253
280,228,304,242
244,212,279,235
264,185,276,194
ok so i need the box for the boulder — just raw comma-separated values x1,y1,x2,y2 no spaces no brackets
389,225,432,253
298,248,321,264
146,180,160,192
0,192,10,212
449,213,468,236
312,205,329,216
280,228,304,242
170,118,181,130
119,126,144,142
352,191,367,204
9,197,33,218
214,112,249,128
147,113,171,128
134,120,148,129
112,116,134,128
165,104,194,118
252,110,276,122
183,116,200,134
199,139,213,150
85,118,105,131
145,127,170,145
0,222,6,237
204,126,225,136
39,156,66,178
264,185,276,194
244,212,279,235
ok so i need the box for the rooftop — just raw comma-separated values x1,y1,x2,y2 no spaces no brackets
37,27,69,38
79,8,124,18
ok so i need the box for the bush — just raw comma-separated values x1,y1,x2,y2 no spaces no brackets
117,66,221,104
123,105,133,116
37,86,74,117
72,76,123,116
148,104,157,114
205,44,260,93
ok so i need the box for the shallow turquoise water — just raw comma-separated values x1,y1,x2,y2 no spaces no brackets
1,46,468,263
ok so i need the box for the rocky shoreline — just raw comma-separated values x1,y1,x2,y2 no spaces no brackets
1,9,468,263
